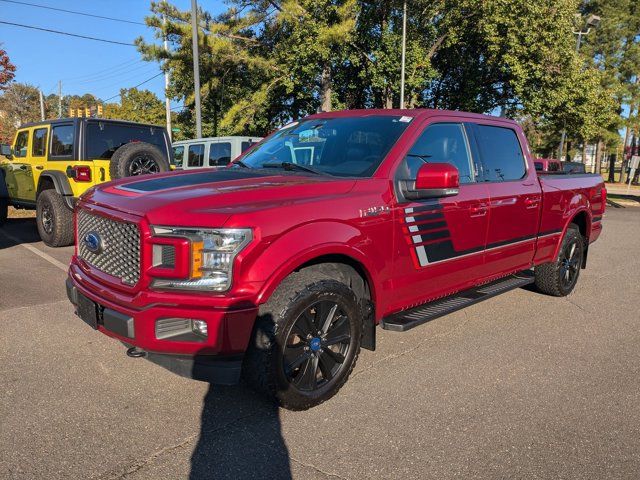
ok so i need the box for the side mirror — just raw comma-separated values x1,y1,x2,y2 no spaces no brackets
1,144,12,159
402,162,460,199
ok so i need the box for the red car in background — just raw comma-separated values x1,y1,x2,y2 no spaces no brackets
66,109,606,410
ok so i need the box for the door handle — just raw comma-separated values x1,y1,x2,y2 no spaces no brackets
35,165,44,170
469,204,488,217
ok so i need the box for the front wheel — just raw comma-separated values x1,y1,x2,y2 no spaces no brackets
243,273,363,410
534,225,584,296
36,189,74,247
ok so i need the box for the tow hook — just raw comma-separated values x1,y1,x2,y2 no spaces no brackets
126,347,147,358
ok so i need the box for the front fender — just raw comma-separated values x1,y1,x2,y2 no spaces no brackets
248,221,380,306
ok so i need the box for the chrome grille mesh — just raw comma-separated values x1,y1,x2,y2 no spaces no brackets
77,210,140,285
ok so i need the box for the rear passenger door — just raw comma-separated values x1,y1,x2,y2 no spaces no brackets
468,122,541,277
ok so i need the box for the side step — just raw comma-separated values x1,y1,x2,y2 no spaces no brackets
381,271,535,332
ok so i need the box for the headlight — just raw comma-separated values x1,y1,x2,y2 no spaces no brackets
150,226,252,292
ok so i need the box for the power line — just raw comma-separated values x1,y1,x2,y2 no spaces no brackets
61,58,141,82
0,20,135,46
0,0,145,25
102,73,164,102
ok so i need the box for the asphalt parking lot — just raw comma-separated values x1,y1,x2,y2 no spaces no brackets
1,207,639,480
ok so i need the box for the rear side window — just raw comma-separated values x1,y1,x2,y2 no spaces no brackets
548,161,560,172
188,144,204,167
172,145,184,167
50,124,75,157
403,123,474,183
32,128,47,157
474,125,525,181
209,142,231,166
86,122,165,159
14,131,29,158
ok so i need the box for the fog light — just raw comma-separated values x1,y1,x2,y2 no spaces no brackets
192,320,208,338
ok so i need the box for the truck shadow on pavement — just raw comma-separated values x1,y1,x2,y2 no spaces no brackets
0,218,41,249
190,384,292,480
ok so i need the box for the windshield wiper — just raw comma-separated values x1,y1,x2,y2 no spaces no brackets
261,162,325,175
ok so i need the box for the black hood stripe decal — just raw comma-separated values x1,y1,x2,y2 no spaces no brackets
118,169,272,193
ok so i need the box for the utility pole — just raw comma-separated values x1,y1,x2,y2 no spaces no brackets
58,80,63,118
190,0,202,139
399,0,407,109
39,89,45,121
163,10,172,142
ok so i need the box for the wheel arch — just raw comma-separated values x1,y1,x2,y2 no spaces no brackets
554,208,591,268
255,247,379,351
37,170,73,196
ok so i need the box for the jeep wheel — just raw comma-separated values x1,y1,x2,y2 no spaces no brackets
534,225,584,297
36,189,74,247
0,197,7,226
109,142,169,180
243,271,363,410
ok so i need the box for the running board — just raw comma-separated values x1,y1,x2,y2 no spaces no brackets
381,271,535,332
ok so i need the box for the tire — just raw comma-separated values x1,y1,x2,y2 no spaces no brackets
0,197,7,226
534,225,584,297
109,142,169,180
36,189,74,247
243,269,363,410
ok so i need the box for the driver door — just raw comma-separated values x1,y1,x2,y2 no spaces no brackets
390,121,490,312
5,129,36,202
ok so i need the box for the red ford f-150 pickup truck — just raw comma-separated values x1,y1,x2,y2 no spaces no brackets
66,109,606,410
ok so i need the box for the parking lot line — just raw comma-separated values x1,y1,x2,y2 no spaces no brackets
0,231,68,272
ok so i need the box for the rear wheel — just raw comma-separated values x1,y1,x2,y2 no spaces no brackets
0,197,7,226
243,271,363,410
534,225,584,296
36,189,74,247
109,142,169,180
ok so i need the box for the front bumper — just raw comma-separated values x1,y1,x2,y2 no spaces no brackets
66,269,258,384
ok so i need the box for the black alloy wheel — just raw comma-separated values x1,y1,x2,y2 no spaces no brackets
128,155,161,176
283,300,352,392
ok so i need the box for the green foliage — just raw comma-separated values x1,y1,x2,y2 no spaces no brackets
103,88,166,125
0,82,40,143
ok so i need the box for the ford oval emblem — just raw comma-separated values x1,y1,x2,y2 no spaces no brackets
83,231,102,254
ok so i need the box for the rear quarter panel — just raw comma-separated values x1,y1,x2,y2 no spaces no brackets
534,174,605,265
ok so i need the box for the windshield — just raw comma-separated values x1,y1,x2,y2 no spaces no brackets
239,116,412,177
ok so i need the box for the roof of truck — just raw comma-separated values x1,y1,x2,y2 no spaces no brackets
19,117,165,129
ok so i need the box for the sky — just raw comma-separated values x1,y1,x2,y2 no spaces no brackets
0,0,226,106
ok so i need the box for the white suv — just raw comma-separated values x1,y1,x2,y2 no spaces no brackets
172,136,262,170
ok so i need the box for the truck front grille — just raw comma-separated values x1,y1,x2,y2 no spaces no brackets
77,210,141,286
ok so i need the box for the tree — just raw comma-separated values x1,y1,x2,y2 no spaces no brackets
0,46,16,91
103,88,166,125
0,83,40,143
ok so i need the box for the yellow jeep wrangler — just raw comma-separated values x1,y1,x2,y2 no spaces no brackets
0,118,172,246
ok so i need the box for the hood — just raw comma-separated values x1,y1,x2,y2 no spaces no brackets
81,168,356,227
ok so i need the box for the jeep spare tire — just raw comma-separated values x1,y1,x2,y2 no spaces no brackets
109,142,169,179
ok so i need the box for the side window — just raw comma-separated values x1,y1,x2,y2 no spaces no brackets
172,145,184,167
474,125,526,182
14,131,29,158
534,162,543,171
32,128,48,157
50,124,75,158
401,123,474,183
209,142,232,166
548,161,560,172
187,144,204,167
